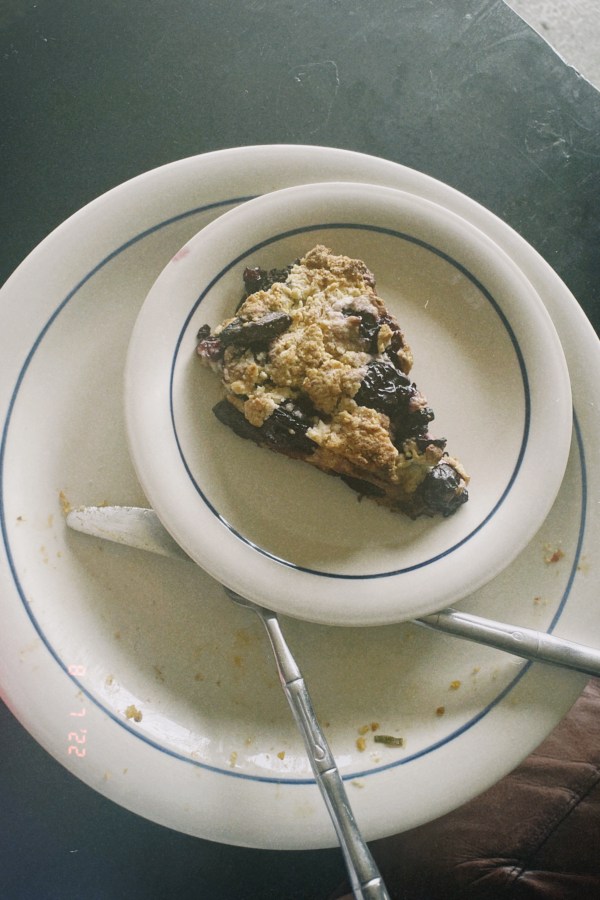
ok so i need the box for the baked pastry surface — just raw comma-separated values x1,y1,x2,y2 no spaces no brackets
197,245,469,518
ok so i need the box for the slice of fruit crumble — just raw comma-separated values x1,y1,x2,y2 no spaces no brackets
196,245,469,518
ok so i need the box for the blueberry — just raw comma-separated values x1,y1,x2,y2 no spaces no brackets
419,463,468,516
354,361,435,442
213,398,317,456
260,400,317,454
381,315,409,367
343,307,408,364
237,266,293,310
218,312,292,349
196,324,223,362
342,307,380,353
241,265,293,297
414,436,447,453
406,404,435,433
354,361,411,415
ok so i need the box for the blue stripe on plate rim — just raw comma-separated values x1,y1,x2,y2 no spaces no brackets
0,198,586,785
170,221,531,578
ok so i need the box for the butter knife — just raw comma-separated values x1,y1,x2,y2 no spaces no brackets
66,506,600,678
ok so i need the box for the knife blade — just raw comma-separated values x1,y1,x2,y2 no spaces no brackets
65,505,600,678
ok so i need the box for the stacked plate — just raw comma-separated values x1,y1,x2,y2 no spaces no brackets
0,146,597,849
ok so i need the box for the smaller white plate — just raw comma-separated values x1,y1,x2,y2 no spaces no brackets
125,181,572,626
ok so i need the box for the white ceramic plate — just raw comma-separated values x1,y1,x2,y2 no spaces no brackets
125,181,571,626
0,146,597,850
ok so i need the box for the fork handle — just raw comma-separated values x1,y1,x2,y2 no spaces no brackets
258,609,390,900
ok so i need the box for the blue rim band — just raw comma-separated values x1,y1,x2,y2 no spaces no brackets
170,222,531,577
0,200,585,785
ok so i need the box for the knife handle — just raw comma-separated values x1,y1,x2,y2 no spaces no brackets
418,608,600,678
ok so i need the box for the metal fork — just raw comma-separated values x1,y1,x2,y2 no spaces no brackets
225,587,390,900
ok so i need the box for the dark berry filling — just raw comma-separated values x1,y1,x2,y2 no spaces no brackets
418,463,468,516
342,306,380,353
197,311,292,362
342,307,407,366
382,315,409,367
240,265,293,301
213,398,317,456
196,324,223,362
218,311,292,349
414,436,447,453
339,475,386,498
354,360,411,411
354,360,434,443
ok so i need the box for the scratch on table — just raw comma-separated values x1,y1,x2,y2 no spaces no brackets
276,59,340,136
525,116,575,161
497,131,556,183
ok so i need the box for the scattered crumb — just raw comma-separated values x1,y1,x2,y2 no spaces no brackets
449,680,461,690
103,772,111,782
105,674,114,686
122,768,128,775
125,704,143,723
277,751,285,760
533,596,547,607
351,780,365,789
194,672,205,682
471,666,480,675
544,545,564,564
577,555,589,574
59,490,72,516
234,628,253,646
374,734,405,748
436,706,445,716
229,751,238,767
233,655,243,668
356,736,367,752
16,515,25,522
357,722,380,736
114,630,121,640
153,665,165,683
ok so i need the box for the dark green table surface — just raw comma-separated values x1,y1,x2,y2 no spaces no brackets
2,1,599,897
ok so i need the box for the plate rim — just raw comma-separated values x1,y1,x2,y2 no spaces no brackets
125,178,572,626
0,144,596,849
